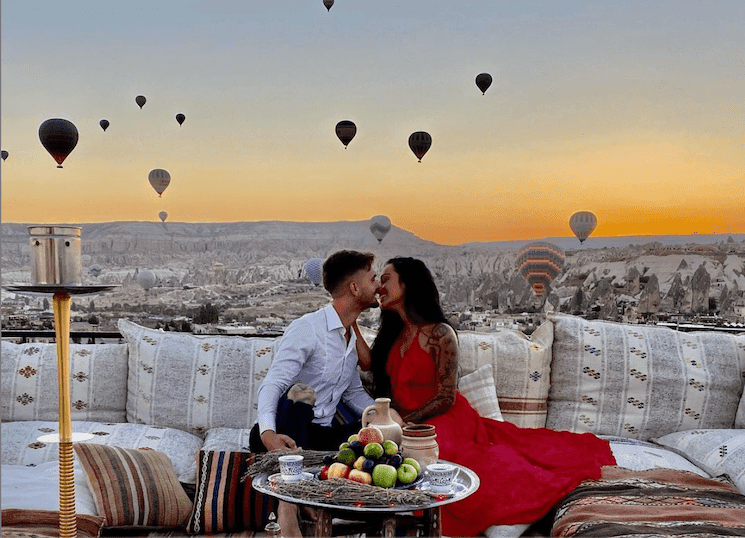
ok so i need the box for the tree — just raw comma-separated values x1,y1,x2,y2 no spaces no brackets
193,303,219,324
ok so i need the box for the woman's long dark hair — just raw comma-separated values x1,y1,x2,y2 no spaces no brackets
370,257,452,397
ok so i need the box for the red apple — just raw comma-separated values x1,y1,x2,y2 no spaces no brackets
327,462,351,479
348,469,373,485
318,465,331,480
357,425,384,445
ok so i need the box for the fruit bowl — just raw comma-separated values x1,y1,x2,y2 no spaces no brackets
314,469,424,490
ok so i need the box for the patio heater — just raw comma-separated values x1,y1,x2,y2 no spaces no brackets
4,225,116,538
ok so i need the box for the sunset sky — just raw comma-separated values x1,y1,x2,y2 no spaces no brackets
2,1,744,245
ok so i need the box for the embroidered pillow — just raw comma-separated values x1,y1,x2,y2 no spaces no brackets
457,321,553,428
186,451,278,534
458,364,503,421
653,429,745,494
74,443,193,528
1,341,128,423
547,314,745,440
119,319,279,437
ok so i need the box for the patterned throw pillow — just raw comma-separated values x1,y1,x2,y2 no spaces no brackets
74,443,193,528
547,314,745,440
457,322,554,428
202,427,253,452
653,429,745,494
1,420,203,484
1,341,128,423
0,509,105,538
119,319,280,437
736,390,745,429
458,364,503,421
186,451,278,534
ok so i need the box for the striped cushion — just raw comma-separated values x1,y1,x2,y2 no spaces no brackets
458,364,503,421
186,451,278,534
74,443,193,528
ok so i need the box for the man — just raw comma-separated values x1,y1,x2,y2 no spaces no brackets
251,249,399,453
250,250,403,537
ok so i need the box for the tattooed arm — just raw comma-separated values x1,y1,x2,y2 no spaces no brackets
401,323,459,424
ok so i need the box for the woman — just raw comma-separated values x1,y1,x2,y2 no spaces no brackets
371,257,616,537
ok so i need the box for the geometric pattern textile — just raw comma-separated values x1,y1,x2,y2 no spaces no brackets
0,509,106,538
119,319,280,438
547,314,745,441
456,322,554,428
653,429,745,495
0,420,203,484
457,363,504,421
1,341,128,423
74,443,193,529
185,451,278,534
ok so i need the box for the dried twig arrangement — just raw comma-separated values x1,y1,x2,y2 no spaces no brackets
243,449,335,481
267,477,439,508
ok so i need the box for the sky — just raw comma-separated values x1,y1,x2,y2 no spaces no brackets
1,1,744,245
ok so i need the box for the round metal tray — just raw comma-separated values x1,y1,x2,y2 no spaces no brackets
3,284,118,297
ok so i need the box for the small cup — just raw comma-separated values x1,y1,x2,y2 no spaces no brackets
426,463,457,492
278,454,304,481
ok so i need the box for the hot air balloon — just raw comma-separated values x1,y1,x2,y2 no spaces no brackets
323,0,333,11
516,242,565,296
99,119,110,132
475,73,492,95
408,131,431,162
159,211,168,223
38,118,79,168
136,269,157,291
135,95,147,109
1,150,8,161
175,113,185,125
304,258,324,286
369,215,392,243
569,211,598,243
335,120,356,148
148,169,171,197
89,264,102,278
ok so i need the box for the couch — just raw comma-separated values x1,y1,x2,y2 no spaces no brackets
2,314,745,537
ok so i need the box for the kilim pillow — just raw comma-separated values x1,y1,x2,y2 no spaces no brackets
458,364,503,421
653,429,745,495
74,443,193,528
1,341,128,423
119,319,280,437
0,509,105,538
186,451,278,534
457,321,554,428
547,314,745,441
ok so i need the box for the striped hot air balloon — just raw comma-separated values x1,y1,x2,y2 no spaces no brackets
369,215,392,243
516,242,565,296
304,258,324,286
569,211,598,243
148,169,171,197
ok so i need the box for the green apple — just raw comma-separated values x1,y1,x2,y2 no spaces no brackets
337,447,356,465
339,441,350,451
347,433,359,443
372,463,398,488
397,463,418,484
363,442,384,459
402,457,421,475
382,439,398,455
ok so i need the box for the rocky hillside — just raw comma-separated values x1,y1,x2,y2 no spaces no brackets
3,222,745,320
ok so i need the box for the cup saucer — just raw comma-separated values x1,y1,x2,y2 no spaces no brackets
269,471,314,483
418,481,467,496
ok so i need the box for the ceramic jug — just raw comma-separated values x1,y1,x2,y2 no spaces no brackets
361,397,403,445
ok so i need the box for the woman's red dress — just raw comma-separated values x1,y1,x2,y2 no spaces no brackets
387,336,616,536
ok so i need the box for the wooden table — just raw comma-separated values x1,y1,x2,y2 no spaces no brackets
252,460,479,537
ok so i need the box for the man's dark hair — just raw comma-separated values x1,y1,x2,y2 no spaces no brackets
322,250,375,296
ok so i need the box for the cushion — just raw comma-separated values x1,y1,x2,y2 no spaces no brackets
1,341,128,423
737,389,745,428
119,319,279,437
547,314,745,440
1,461,99,515
457,321,553,428
202,427,253,452
1,420,203,484
0,509,105,538
458,364,503,421
74,443,193,528
186,451,278,534
653,429,745,494
599,435,709,477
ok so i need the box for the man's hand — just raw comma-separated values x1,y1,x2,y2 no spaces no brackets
260,430,298,451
